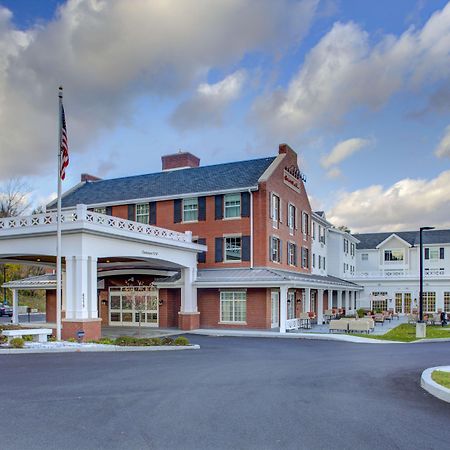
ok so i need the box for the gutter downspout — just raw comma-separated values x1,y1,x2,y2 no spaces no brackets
249,188,254,269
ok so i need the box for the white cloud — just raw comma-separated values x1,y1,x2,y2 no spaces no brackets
434,124,450,158
0,0,318,179
327,171,450,232
326,167,342,179
170,70,246,130
320,137,370,169
251,2,450,137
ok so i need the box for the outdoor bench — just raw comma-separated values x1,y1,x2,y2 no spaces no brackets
1,328,53,343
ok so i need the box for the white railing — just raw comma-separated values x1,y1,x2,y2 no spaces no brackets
349,269,447,278
286,318,300,331
0,204,192,243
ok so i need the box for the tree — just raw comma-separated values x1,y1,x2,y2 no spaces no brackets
337,225,351,234
0,178,31,218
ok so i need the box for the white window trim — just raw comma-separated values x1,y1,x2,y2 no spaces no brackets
219,290,247,324
224,193,241,219
136,203,150,224
288,241,296,266
271,193,280,229
182,197,199,223
271,235,281,263
223,234,242,263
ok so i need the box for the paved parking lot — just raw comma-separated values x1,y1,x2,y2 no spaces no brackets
1,335,450,450
0,313,46,324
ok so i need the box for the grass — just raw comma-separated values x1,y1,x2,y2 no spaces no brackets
431,370,450,389
354,323,450,342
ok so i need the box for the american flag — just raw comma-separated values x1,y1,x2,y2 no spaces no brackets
60,103,69,180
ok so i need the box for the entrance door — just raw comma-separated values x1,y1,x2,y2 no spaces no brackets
271,291,279,328
395,292,411,314
109,285,159,327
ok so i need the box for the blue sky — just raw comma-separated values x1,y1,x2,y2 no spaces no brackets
0,0,450,232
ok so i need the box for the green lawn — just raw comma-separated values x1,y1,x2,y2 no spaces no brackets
431,370,450,389
354,323,450,342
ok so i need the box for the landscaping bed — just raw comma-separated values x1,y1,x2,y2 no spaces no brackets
354,323,450,342
431,370,450,389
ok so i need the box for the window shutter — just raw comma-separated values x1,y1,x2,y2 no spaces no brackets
149,202,157,225
269,192,273,219
242,235,250,261
294,207,298,229
293,244,297,266
241,192,250,217
197,238,206,263
279,199,283,223
105,206,112,216
279,239,282,262
174,199,182,223
424,248,429,260
269,237,273,261
440,247,445,259
215,237,223,262
215,195,223,220
127,204,135,221
198,196,206,221
287,241,290,264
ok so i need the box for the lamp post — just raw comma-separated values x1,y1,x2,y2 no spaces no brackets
417,226,435,338
2,265,6,305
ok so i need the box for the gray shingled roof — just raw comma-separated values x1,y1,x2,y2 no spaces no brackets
353,230,450,249
157,268,360,288
49,156,276,209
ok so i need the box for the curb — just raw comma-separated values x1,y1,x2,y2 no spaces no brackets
0,344,200,354
421,366,450,403
188,329,398,344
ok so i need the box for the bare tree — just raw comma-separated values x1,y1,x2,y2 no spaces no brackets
0,178,31,218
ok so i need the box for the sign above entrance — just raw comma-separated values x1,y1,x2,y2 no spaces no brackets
142,250,159,257
283,167,305,193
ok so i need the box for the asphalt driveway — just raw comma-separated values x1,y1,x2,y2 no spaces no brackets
0,336,449,450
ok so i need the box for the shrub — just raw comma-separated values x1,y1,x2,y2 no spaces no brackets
97,337,114,345
114,336,138,346
10,337,24,348
161,337,174,346
23,335,34,342
0,334,7,344
174,336,190,346
48,336,56,342
150,337,162,346
357,308,366,318
67,338,77,343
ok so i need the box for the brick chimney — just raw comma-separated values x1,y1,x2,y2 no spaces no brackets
161,151,200,171
278,143,297,158
81,173,102,182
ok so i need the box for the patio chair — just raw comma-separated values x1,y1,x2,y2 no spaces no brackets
432,313,441,325
407,313,418,324
374,313,385,325
388,309,399,320
382,311,392,322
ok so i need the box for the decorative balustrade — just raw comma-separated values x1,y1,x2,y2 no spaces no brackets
0,204,192,244
285,318,301,331
349,269,447,278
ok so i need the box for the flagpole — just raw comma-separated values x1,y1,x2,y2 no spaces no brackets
56,86,63,341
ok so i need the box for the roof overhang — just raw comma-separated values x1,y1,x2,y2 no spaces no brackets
375,233,412,249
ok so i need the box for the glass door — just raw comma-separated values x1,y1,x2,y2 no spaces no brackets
271,291,279,328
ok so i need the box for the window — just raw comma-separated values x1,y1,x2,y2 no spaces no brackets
288,204,296,232
93,207,106,214
301,247,309,268
425,247,445,260
224,236,241,262
183,197,198,222
318,255,322,269
323,257,326,270
312,222,316,239
224,193,241,218
361,253,368,261
312,253,316,268
444,292,450,312
350,243,355,256
384,249,404,262
287,291,295,320
302,212,309,235
344,239,349,253
422,292,436,312
288,242,296,266
136,203,149,224
220,291,246,323
319,226,326,244
271,236,281,262
371,292,388,311
271,194,280,227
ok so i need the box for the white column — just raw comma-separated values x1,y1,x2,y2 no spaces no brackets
65,256,98,320
337,290,342,309
328,289,333,310
279,286,288,333
12,289,19,325
181,266,197,313
348,291,353,313
304,287,311,313
317,289,324,325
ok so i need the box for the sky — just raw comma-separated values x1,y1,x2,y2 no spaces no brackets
0,0,450,232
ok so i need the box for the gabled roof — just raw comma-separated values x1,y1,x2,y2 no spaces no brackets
375,233,412,249
353,229,450,249
48,156,276,209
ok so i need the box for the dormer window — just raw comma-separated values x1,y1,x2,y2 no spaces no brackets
384,249,404,262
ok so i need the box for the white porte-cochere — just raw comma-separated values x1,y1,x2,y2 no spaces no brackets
0,204,206,336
